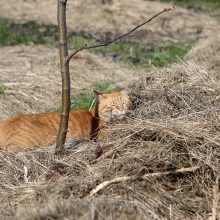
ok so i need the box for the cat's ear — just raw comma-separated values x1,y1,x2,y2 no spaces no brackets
93,90,102,101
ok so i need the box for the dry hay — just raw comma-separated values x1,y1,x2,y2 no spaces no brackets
0,0,218,44
0,45,144,119
1,34,220,219
187,31,220,73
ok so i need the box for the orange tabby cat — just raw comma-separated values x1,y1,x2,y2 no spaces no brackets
0,90,131,152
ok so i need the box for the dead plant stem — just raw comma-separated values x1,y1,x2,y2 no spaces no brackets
89,165,200,196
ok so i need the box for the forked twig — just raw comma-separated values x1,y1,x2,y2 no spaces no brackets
66,6,175,63
89,165,200,196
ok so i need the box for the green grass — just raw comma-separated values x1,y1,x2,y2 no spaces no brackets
0,17,192,68
68,35,144,66
70,81,121,111
70,96,94,111
145,42,192,67
68,35,192,68
160,0,220,14
68,34,97,49
94,81,121,93
47,78,122,112
0,85,7,94
46,95,95,112
0,18,57,46
99,41,192,67
161,0,220,4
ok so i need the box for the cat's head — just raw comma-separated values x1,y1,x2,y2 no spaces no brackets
94,90,131,122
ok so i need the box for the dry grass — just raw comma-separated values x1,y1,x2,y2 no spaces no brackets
1,33,220,219
0,0,218,44
1,1,220,219
0,45,144,119
187,32,220,73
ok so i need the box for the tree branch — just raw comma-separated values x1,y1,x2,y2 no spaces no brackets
89,165,200,196
66,6,175,64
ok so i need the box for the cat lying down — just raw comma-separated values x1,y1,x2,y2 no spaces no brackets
0,90,131,152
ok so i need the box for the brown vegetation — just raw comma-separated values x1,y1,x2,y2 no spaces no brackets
1,33,220,219
0,46,144,119
0,0,218,44
1,0,220,219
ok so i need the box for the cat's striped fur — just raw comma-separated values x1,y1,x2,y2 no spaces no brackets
0,90,131,152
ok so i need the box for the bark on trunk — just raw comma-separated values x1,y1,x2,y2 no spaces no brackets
55,0,71,153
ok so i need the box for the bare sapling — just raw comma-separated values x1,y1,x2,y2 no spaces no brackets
56,0,70,153
55,0,175,153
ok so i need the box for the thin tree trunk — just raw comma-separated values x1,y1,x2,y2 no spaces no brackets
55,0,71,153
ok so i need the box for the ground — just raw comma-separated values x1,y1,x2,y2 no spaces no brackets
0,0,220,219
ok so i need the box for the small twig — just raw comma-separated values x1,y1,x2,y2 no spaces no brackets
211,175,219,220
89,165,200,196
66,6,175,63
23,165,29,183
89,98,96,110
169,204,172,220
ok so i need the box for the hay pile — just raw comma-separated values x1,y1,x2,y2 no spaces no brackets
1,33,220,219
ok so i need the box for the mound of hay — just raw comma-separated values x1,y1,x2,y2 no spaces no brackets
1,34,220,219
187,32,220,73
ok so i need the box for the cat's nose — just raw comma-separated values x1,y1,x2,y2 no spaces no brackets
117,107,122,111
118,107,124,113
